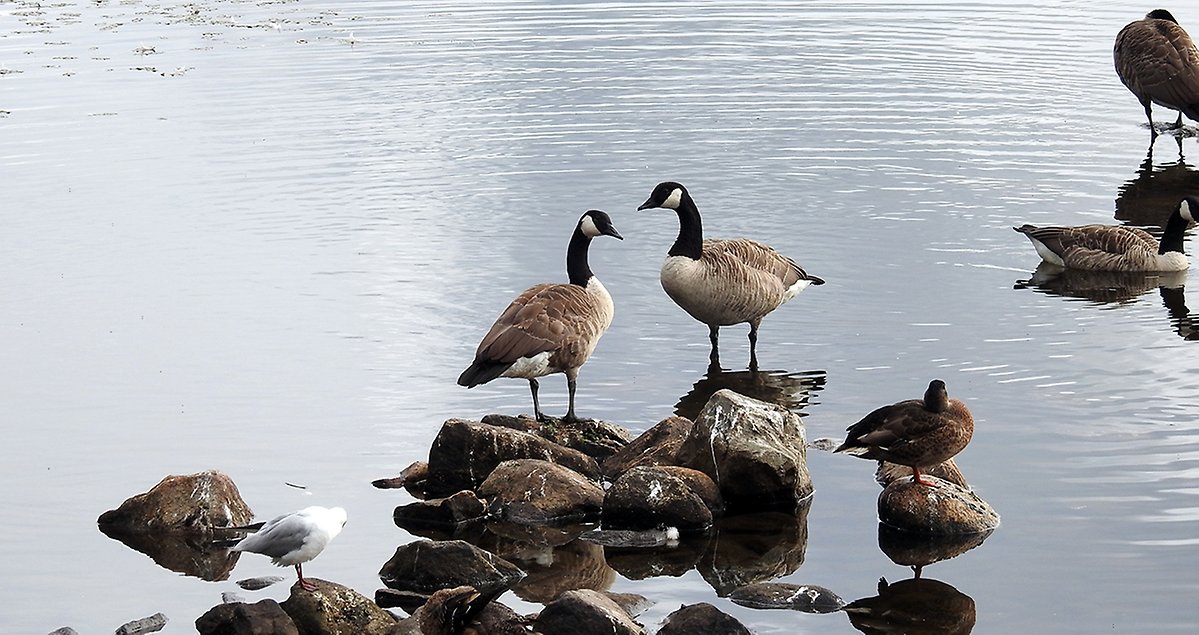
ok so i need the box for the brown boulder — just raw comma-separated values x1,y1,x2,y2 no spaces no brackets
278,579,397,635
601,466,713,533
378,539,525,598
97,470,253,534
600,416,693,479
196,599,299,635
392,490,491,532
482,413,632,461
533,589,644,635
479,459,604,524
657,602,749,634
877,477,1000,535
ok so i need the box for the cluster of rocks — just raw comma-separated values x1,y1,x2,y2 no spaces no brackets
87,387,998,634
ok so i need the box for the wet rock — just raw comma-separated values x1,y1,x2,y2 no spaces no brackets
843,576,976,635
533,589,645,635
601,466,713,533
393,490,492,531
604,592,653,618
279,579,397,635
98,470,253,534
237,576,286,591
483,413,632,461
600,416,693,479
656,603,750,635
878,523,994,572
507,538,615,604
876,458,968,489
479,459,604,524
877,477,1000,535
426,419,600,497
221,592,247,604
604,535,706,580
675,390,813,512
379,539,525,598
728,582,844,613
393,585,526,635
115,613,168,635
579,527,680,548
656,466,724,514
698,508,809,595
196,599,298,635
48,628,78,635
372,461,429,492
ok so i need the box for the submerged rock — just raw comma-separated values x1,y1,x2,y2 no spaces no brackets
378,539,525,599
602,466,714,533
279,579,397,635
657,602,751,635
600,416,694,479
426,419,600,497
372,461,429,493
392,490,492,531
196,599,298,635
727,582,844,613
877,477,999,535
479,459,604,524
98,470,253,534
533,589,645,635
675,390,813,512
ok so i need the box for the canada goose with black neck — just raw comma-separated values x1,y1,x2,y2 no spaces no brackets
1114,9,1199,137
1013,196,1197,272
637,181,823,370
457,210,622,422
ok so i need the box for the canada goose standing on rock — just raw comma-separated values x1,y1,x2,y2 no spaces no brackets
835,380,974,487
1114,9,1199,137
637,181,824,370
458,210,622,422
1013,196,1198,271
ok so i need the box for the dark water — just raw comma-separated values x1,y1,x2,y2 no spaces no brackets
3,1,1199,632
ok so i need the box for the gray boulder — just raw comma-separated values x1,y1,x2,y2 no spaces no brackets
657,603,750,635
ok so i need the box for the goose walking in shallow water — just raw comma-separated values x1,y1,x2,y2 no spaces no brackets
232,506,347,591
835,380,974,487
458,210,622,422
1114,9,1199,137
637,181,823,370
1013,196,1198,272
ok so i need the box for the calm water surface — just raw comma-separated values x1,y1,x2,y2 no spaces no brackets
3,1,1199,633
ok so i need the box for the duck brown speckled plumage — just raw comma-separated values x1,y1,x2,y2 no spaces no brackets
1114,9,1199,136
835,380,974,486
637,181,824,370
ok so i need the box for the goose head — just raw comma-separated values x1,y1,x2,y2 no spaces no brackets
1146,9,1178,23
638,181,688,211
1180,196,1199,224
579,209,623,240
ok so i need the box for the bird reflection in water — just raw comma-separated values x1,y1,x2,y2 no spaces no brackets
1116,145,1199,227
843,573,976,635
674,364,826,421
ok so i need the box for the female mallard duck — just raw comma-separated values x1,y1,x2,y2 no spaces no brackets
637,181,824,370
1013,196,1197,272
457,210,622,422
1114,9,1199,136
835,380,974,487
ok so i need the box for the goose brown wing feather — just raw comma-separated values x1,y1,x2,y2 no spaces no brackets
1021,224,1157,255
472,283,591,365
1115,18,1199,118
706,238,823,288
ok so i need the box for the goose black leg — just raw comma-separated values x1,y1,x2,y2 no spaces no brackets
563,372,581,423
748,319,761,372
529,378,550,423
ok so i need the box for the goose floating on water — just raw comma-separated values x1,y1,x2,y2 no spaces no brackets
1013,196,1198,272
835,380,974,487
637,181,823,370
1114,9,1199,137
458,210,622,422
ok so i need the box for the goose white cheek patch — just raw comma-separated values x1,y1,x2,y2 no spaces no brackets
580,214,601,237
661,188,683,209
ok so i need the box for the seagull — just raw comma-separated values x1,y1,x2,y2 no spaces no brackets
231,506,347,591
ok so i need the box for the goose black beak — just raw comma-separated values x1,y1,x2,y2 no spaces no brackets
637,198,656,211
605,227,624,240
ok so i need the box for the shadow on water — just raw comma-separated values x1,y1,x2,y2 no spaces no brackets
674,365,827,421
843,573,976,635
1115,144,1199,227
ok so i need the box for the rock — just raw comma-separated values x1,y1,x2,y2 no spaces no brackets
393,490,492,531
877,477,1000,534
698,509,809,594
196,600,298,635
48,628,79,635
843,576,976,635
603,592,653,618
115,613,168,635
222,592,247,604
237,576,286,591
98,471,253,534
372,461,429,491
478,459,604,524
98,524,239,581
533,589,645,635
876,458,968,489
483,413,632,461
727,582,844,613
655,466,724,514
378,539,525,598
602,466,714,533
600,416,693,479
279,579,397,635
393,586,526,635
656,603,750,635
426,419,600,497
579,527,680,548
878,523,994,572
675,390,812,512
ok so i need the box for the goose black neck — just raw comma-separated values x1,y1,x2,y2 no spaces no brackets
566,228,595,287
1159,209,1190,255
668,192,704,259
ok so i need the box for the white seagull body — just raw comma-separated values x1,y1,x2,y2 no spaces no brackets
232,505,347,591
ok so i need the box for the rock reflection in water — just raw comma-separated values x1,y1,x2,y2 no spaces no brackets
675,366,826,421
843,575,976,635
876,523,993,577
1115,146,1199,227
698,505,810,596
98,523,239,581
